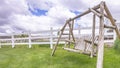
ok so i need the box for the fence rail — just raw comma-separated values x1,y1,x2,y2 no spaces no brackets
0,27,116,49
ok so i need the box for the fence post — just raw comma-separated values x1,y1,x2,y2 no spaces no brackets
28,32,32,48
78,25,81,38
12,33,15,48
113,30,116,41
50,27,53,49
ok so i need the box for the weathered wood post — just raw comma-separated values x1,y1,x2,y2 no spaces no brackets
50,27,53,49
78,25,81,38
91,14,96,58
68,21,71,48
28,32,32,48
12,33,15,48
96,2,104,68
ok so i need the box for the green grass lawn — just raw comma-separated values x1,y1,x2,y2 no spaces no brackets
0,45,120,68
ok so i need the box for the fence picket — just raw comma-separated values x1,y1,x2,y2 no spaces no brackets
29,32,32,48
0,27,116,48
12,34,15,48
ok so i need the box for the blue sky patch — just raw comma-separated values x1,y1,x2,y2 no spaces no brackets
29,8,47,16
74,23,80,28
73,11,81,15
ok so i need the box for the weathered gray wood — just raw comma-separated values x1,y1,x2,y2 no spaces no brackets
61,19,70,31
68,22,71,48
71,20,74,47
72,20,74,30
104,2,120,39
51,20,69,56
104,24,116,29
62,33,69,35
51,31,62,56
51,1,118,61
91,14,96,58
90,8,101,17
95,36,99,53
95,10,116,22
63,47,80,53
71,4,100,20
63,47,96,56
68,21,75,42
84,39,98,46
78,25,81,38
64,39,75,44
82,52,96,57
84,42,87,52
96,2,104,68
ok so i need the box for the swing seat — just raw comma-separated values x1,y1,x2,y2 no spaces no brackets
63,35,98,56
63,47,97,56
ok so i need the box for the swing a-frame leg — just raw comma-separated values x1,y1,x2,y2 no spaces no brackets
51,19,75,56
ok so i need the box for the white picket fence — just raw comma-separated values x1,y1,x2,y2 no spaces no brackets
0,27,116,49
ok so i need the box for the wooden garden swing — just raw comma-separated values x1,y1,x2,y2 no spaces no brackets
51,1,120,68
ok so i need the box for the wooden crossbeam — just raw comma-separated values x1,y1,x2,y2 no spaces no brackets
104,24,116,29
90,8,101,17
64,40,75,44
84,39,98,46
95,10,116,22
62,33,70,35
71,4,100,20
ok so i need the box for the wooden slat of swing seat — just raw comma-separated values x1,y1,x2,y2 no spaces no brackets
64,39,75,44
63,47,96,56
62,33,70,35
63,47,80,53
82,52,97,57
84,39,98,46
104,24,116,29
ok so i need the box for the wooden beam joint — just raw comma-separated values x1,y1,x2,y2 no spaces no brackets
89,8,102,17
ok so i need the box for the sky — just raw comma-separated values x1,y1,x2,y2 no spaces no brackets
0,0,120,33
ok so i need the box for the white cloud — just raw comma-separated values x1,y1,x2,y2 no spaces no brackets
9,8,75,32
5,0,30,15
47,6,76,27
0,0,120,33
27,0,54,10
6,0,76,33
